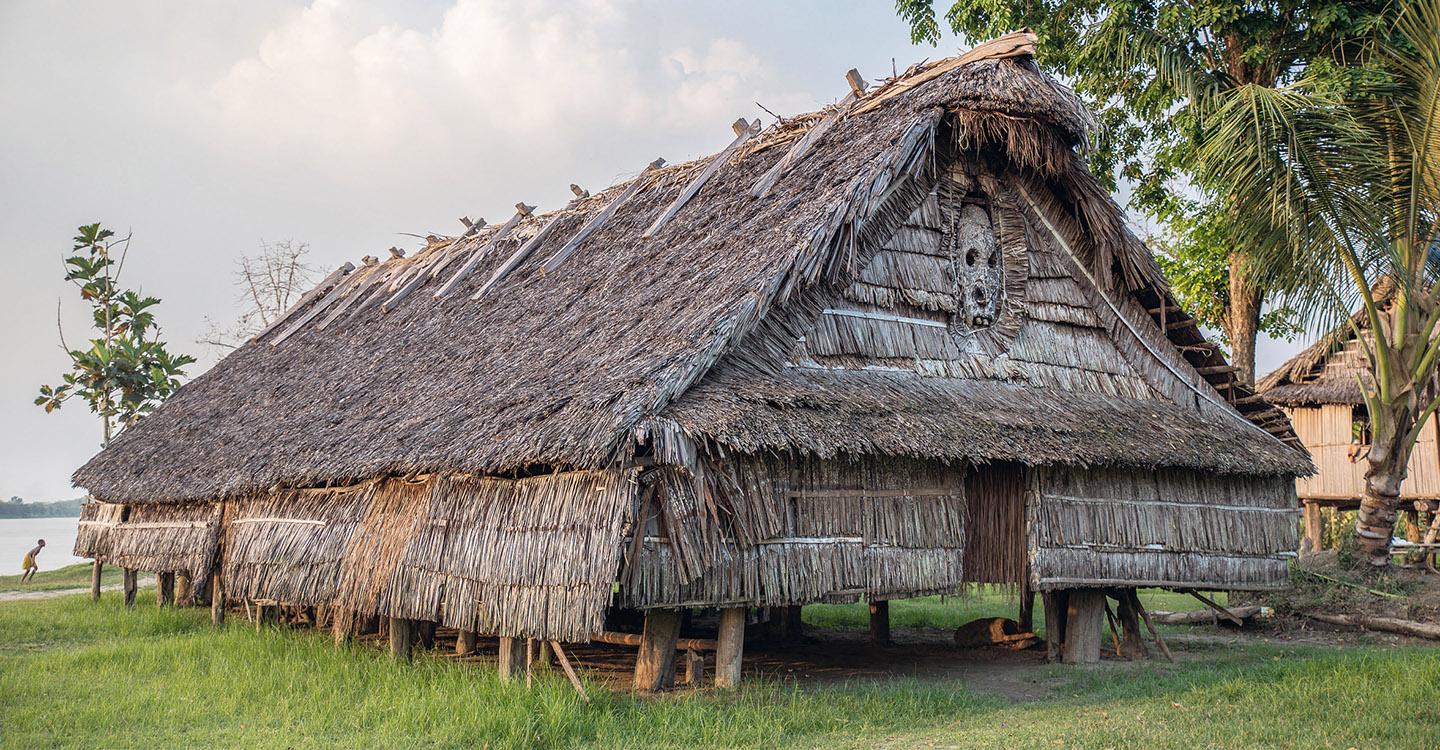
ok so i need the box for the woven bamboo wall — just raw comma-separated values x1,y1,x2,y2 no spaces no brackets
624,456,968,607
1288,404,1440,501
1030,466,1298,590
224,485,375,606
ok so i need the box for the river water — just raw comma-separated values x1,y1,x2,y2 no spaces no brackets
1,517,87,574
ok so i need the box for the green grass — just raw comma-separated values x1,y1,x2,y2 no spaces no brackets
0,562,121,593
2,592,1437,749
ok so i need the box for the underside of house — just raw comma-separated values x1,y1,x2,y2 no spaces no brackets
73,32,1309,688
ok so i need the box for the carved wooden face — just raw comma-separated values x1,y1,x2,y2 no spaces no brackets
950,203,1002,330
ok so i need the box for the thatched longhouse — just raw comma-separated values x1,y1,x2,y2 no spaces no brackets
74,32,1309,684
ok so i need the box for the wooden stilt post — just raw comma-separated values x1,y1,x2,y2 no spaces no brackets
783,605,804,640
389,618,415,661
123,568,137,607
536,639,553,669
715,607,747,689
1112,589,1149,660
1302,500,1323,554
210,572,225,626
175,573,193,607
332,610,354,646
498,637,526,682
684,649,705,687
417,620,436,649
634,609,683,692
869,599,890,645
91,561,103,603
1018,576,1035,633
156,571,175,608
1041,590,1067,662
1062,589,1104,664
456,630,477,656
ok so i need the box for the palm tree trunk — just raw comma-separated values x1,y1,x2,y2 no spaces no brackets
1226,251,1262,385
1357,406,1412,566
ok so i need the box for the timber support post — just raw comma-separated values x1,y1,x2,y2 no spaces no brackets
1302,500,1323,554
633,608,682,692
389,617,415,662
869,599,890,645
1112,589,1149,660
1041,590,1067,662
1062,589,1104,664
715,607,746,689
456,630,477,656
1018,576,1035,633
210,572,225,626
156,571,175,608
498,637,526,682
417,620,436,649
122,568,137,607
175,573,193,607
91,561,103,603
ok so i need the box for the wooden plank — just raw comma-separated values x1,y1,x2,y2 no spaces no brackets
316,262,386,330
642,118,755,238
268,262,363,345
434,203,533,299
751,89,858,199
470,211,567,301
542,158,665,274
715,607,746,688
633,609,682,692
251,262,354,343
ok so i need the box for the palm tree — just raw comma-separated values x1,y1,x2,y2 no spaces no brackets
1196,0,1440,565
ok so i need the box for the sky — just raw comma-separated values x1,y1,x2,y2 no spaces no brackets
0,0,1307,501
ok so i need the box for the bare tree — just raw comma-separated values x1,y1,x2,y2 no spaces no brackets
201,240,318,350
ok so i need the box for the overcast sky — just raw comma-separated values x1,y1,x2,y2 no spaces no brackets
0,0,1305,501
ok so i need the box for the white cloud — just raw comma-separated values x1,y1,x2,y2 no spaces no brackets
206,0,804,177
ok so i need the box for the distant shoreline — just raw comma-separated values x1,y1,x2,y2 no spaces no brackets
0,499,84,520
0,512,81,520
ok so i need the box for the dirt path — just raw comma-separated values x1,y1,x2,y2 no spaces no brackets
0,576,153,602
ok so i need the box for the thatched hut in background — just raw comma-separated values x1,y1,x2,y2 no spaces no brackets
73,32,1309,687
1259,309,1440,554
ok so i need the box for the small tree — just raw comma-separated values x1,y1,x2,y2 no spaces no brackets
36,224,196,447
200,240,318,350
1196,0,1439,564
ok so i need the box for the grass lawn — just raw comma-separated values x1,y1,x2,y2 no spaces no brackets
2,591,1438,749
0,562,121,594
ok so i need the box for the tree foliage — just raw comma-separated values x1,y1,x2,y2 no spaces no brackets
35,224,196,446
1192,0,1440,563
893,0,1390,378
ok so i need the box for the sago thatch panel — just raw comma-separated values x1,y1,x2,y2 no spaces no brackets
103,502,221,579
222,485,374,605
1031,466,1298,591
74,501,123,560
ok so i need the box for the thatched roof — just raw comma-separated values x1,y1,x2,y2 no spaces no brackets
75,33,1306,504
